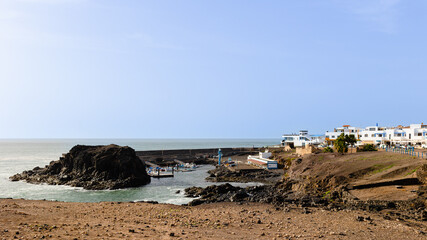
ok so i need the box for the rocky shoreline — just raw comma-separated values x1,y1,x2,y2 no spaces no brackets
8,146,427,223
205,165,282,183
10,145,151,190
3,148,427,239
184,182,427,221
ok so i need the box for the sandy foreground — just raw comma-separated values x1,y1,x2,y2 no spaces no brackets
0,199,426,240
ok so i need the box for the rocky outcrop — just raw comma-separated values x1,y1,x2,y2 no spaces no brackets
10,144,151,190
184,182,326,207
205,166,281,184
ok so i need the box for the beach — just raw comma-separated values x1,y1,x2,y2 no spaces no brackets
1,199,426,240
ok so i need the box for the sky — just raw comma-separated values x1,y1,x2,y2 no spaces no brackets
0,0,426,138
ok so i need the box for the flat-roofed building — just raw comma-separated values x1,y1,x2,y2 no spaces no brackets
281,130,324,148
325,123,427,147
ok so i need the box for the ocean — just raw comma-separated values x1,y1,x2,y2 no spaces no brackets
0,139,278,205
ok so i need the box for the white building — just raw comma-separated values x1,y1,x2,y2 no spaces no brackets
282,130,324,147
247,150,278,169
325,123,427,146
325,125,362,142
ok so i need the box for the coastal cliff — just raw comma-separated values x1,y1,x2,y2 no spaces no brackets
10,144,151,190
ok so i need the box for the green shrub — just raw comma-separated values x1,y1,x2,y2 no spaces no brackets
323,147,333,153
334,133,348,154
361,144,377,152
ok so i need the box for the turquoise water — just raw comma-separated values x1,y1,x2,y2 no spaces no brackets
0,139,278,204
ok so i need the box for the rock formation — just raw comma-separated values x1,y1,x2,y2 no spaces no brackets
205,166,281,183
10,144,151,190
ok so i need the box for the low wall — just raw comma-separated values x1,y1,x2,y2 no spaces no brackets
284,145,292,152
296,146,315,156
296,146,356,155
348,147,357,153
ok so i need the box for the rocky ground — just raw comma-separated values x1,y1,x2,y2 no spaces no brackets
1,199,426,240
9,145,151,190
187,151,427,221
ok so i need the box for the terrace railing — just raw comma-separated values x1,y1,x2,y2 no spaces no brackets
385,147,427,160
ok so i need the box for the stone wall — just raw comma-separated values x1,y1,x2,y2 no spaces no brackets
296,145,315,156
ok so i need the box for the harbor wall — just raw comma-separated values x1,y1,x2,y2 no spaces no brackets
136,148,260,166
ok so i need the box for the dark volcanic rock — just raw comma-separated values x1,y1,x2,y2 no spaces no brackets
10,144,151,190
184,182,304,206
206,166,281,184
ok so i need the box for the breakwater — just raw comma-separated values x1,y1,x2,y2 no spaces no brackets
136,148,259,166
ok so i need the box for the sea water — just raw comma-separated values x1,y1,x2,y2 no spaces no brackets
0,139,278,204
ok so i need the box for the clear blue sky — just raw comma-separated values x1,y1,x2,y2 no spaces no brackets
0,0,426,138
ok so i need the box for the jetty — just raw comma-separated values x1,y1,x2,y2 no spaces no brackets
141,158,160,168
173,159,185,165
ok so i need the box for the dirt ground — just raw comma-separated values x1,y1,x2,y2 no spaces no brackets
349,185,419,201
1,199,426,240
288,151,427,201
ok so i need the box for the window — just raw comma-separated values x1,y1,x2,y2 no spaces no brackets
365,134,368,137
369,128,376,131
371,134,375,137
417,133,422,136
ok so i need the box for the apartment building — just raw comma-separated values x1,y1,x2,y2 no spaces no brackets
325,123,427,146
